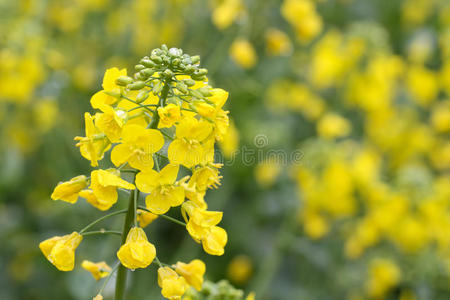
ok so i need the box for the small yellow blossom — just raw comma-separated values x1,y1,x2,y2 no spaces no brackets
189,165,222,193
117,227,156,269
136,164,185,214
366,258,401,299
227,255,253,284
94,106,127,143
93,294,103,300
212,0,244,30
168,117,213,168
137,209,159,228
102,67,126,96
230,38,258,69
111,124,165,171
81,260,112,280
51,175,88,204
85,169,135,211
317,113,351,139
74,112,110,167
265,28,293,56
158,103,182,128
183,201,227,256
39,232,82,271
174,259,206,291
158,266,189,300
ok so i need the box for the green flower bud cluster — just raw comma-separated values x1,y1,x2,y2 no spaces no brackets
114,45,213,105
134,44,207,82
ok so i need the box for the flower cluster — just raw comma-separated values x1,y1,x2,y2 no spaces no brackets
40,45,230,299
264,16,450,299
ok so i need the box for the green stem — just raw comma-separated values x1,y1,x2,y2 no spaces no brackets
81,230,122,237
79,210,127,234
149,78,172,129
98,262,120,296
137,206,186,227
115,175,137,300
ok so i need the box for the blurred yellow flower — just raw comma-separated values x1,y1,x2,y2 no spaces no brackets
230,38,258,69
81,260,112,280
227,255,253,285
317,113,351,139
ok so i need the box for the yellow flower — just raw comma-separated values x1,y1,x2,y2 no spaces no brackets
94,106,127,143
158,266,188,300
168,117,213,168
219,119,239,158
136,164,185,214
51,175,88,203
265,28,293,56
117,227,156,269
85,169,135,211
93,295,103,300
431,100,450,133
90,90,118,112
39,232,82,271
137,209,159,228
189,165,222,193
74,112,110,167
183,201,227,256
406,65,438,106
281,0,322,43
111,124,165,171
227,255,253,285
246,292,256,300
158,104,182,128
230,38,257,69
254,159,281,187
212,0,244,30
81,260,111,280
102,67,126,95
174,259,206,291
317,113,351,139
366,258,401,299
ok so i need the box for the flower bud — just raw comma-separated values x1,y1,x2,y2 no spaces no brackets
141,68,155,77
136,90,149,103
184,79,196,87
163,69,174,78
185,65,196,74
151,55,162,64
135,64,146,71
141,59,155,68
191,55,200,64
176,82,188,94
127,81,146,90
153,81,163,94
115,76,134,86
198,87,213,97
197,68,208,76
172,58,180,66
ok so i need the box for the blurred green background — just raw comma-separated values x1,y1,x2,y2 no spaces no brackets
1,0,449,299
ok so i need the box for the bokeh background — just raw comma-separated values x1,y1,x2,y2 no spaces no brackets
1,0,450,299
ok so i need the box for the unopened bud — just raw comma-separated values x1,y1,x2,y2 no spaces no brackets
115,76,134,86
191,55,200,64
184,79,196,87
135,64,146,71
135,90,149,103
141,68,155,77
127,81,146,90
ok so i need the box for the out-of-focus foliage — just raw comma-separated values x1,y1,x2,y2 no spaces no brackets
1,0,449,299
